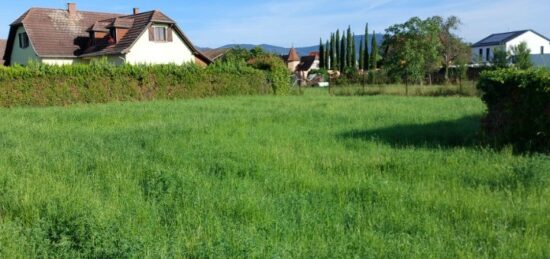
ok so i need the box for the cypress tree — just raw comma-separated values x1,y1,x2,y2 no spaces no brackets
319,38,325,69
364,23,369,71
329,33,335,70
359,37,364,70
335,30,340,71
350,33,357,69
340,34,347,71
346,26,353,67
325,40,330,69
370,30,378,70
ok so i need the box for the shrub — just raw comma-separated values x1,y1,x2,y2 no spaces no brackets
477,68,550,152
247,55,291,95
0,62,278,107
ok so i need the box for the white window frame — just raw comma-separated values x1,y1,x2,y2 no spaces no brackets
152,25,168,42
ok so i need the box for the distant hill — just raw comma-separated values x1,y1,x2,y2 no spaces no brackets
199,34,385,57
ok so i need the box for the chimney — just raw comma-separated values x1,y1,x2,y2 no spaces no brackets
67,3,76,15
133,8,140,15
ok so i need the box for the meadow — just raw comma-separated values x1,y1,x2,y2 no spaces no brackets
0,90,548,258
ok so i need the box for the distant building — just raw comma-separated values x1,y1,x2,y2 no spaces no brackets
202,48,230,61
281,48,321,85
472,30,550,64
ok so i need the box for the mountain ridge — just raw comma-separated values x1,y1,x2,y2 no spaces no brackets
199,34,384,57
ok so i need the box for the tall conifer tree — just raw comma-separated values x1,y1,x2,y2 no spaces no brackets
364,23,370,70
319,38,325,69
370,30,378,69
346,25,353,67
351,33,357,69
340,34,347,71
335,30,340,71
329,33,335,70
325,40,330,69
359,37,364,69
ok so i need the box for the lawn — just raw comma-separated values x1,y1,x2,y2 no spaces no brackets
0,91,548,258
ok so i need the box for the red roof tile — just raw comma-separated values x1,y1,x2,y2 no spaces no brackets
287,48,300,62
4,7,211,65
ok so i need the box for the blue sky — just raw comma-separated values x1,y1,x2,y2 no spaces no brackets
1,0,548,48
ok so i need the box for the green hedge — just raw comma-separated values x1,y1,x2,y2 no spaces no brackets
478,68,550,152
0,61,278,107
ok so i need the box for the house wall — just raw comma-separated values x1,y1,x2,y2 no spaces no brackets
42,58,77,65
125,25,195,65
471,45,500,63
10,26,41,65
506,31,550,54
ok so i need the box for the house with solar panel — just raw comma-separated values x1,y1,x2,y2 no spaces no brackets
471,30,550,64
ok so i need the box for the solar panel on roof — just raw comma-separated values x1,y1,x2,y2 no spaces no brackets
480,32,517,44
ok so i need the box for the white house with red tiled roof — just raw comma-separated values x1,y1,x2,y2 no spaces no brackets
3,3,211,66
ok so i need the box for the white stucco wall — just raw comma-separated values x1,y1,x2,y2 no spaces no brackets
42,58,77,65
10,26,41,65
471,45,500,63
506,31,550,55
125,26,195,65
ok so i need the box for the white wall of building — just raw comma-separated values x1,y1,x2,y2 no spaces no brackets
125,25,195,65
10,26,41,65
42,58,77,65
471,31,550,63
506,31,550,55
471,45,500,63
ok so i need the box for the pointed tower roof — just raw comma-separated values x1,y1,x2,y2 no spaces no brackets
287,47,300,62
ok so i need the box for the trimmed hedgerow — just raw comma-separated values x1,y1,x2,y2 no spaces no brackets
477,68,550,153
0,61,277,107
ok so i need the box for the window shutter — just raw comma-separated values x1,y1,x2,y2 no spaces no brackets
167,26,173,42
148,26,154,41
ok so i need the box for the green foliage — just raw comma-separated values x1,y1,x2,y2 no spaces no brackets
478,68,550,152
319,39,325,69
370,30,378,69
510,42,533,69
0,94,548,257
0,61,280,107
492,46,509,68
383,17,442,84
247,55,291,95
364,23,370,70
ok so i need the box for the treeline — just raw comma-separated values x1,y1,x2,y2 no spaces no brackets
319,16,471,85
319,24,378,73
0,55,290,107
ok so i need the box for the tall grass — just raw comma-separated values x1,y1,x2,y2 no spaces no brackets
333,82,479,97
0,93,548,257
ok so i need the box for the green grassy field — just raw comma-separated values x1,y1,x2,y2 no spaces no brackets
0,91,548,258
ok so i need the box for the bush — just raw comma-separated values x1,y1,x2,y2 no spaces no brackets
247,55,291,95
477,68,550,152
0,61,279,107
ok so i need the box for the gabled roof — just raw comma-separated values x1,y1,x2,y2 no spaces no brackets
472,30,550,47
0,39,6,65
3,7,211,65
296,55,316,71
202,48,230,61
7,8,122,58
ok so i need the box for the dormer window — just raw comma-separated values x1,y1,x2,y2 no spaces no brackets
110,28,116,41
153,26,167,42
19,32,29,49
